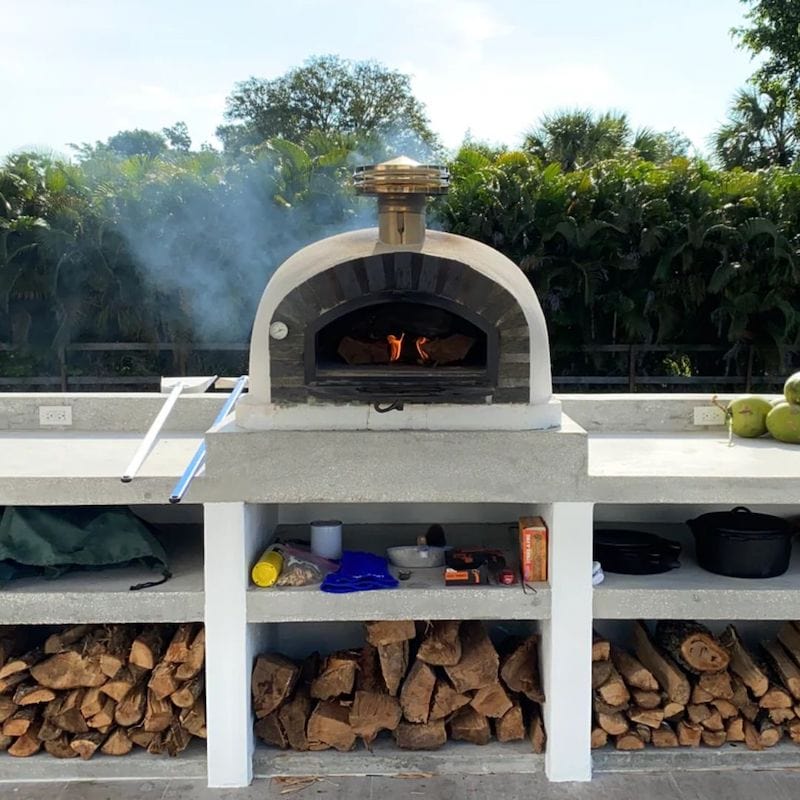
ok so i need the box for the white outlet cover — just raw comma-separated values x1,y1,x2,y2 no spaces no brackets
39,406,73,426
693,406,727,426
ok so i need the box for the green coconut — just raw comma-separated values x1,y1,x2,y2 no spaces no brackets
727,395,772,438
766,402,800,444
784,372,800,405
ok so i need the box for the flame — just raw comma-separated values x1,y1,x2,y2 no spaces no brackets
387,333,405,362
415,336,431,362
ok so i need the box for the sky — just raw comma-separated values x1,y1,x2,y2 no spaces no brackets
1,0,758,159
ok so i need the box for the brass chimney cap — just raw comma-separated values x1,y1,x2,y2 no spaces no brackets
353,156,449,196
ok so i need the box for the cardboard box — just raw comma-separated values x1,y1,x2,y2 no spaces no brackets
519,516,548,583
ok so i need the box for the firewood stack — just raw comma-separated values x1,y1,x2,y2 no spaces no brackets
0,623,206,759
592,621,800,751
252,621,546,752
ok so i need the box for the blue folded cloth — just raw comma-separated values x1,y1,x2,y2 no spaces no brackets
321,551,399,593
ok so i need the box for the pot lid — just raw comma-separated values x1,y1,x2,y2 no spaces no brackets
593,528,674,549
693,507,794,535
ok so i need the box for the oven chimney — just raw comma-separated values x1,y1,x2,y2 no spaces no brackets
353,156,449,246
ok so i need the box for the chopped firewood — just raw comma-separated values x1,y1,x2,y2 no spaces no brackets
759,686,793,709
591,726,609,749
628,706,664,729
0,647,42,680
115,684,147,727
592,659,613,690
612,649,658,692
429,679,470,721
677,720,702,747
128,724,157,749
395,719,447,750
691,684,714,704
449,705,491,745
632,622,690,705
594,698,629,716
758,718,782,747
45,689,88,734
662,702,685,720
180,700,206,739
12,682,55,706
175,628,205,681
310,651,359,701
499,635,543,702
30,651,106,689
148,661,179,701
101,727,133,756
337,336,391,365
364,621,417,647
726,716,745,742
631,690,662,710
255,712,288,749
731,676,759,721
164,721,192,757
143,690,173,733
744,719,764,751
651,723,679,748
399,660,436,724
0,672,27,694
597,665,630,707
769,708,795,724
0,696,17,724
355,645,380,693
470,682,513,719
0,734,10,752
701,729,727,747
80,686,106,718
529,707,546,754
146,732,166,756
615,731,644,750
418,334,476,365
762,640,800,700
495,701,525,742
416,621,462,666
634,723,651,744
788,717,800,743
719,625,769,697
377,640,409,697
129,627,165,671
88,697,116,729
597,711,629,736
8,722,42,757
307,701,355,752
710,699,738,719
701,710,724,732
97,625,135,678
350,689,401,745
44,735,78,758
592,633,611,662
37,717,62,741
445,622,500,694
686,704,711,725
698,670,734,700
655,621,729,675
165,623,200,663
3,706,37,737
171,673,204,709
102,666,145,703
252,654,299,718
44,626,92,655
71,730,109,760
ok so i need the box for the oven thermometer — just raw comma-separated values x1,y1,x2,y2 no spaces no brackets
269,321,289,340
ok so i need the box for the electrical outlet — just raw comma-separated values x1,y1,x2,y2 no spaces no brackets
39,405,72,426
693,406,727,426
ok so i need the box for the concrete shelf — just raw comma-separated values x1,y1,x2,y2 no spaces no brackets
254,740,543,778
0,527,204,624
593,523,800,620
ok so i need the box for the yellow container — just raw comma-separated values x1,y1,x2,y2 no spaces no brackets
251,548,284,587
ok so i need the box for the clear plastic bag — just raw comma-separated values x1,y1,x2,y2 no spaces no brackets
274,544,337,587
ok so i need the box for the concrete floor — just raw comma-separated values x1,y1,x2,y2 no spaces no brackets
3,772,800,800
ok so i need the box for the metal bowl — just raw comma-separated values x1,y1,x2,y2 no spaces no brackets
386,545,447,569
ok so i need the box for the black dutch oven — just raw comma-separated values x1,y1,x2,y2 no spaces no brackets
593,529,682,575
687,507,796,579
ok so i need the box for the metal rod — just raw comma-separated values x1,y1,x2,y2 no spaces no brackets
121,382,184,482
169,375,249,504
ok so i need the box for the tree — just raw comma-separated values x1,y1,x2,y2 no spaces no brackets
163,121,192,152
217,55,439,158
106,129,168,158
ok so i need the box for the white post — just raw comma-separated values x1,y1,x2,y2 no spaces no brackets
204,502,275,787
541,502,593,782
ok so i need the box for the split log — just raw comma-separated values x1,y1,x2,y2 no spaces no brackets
364,620,416,647
45,689,88,734
8,723,42,757
252,654,299,717
788,717,800,744
744,719,764,751
591,726,609,749
597,711,628,736
0,648,42,680
180,700,207,739
529,707,546,754
148,661,179,701
769,708,795,724
634,724,651,744
628,706,664,729
146,732,167,755
310,651,359,700
0,696,17,723
349,690,401,745
164,721,192,757
44,735,78,758
97,625,135,678
719,625,769,697
731,676,759,721
80,687,106,718
399,660,436,723
592,633,611,662
44,626,92,655
758,718,782,747
170,673,204,709
701,710,724,732
254,713,288,749
445,622,499,694
710,699,738,719
655,621,729,674
3,706,37,737
101,727,134,756
115,684,147,727
102,666,145,703
597,665,630,707
175,628,205,681
498,635,542,701
307,701,355,752
355,645,380,692
759,686,793,709
30,651,106,689
676,720,702,747
0,673,28,693
611,649,658,691
631,690,662,710
662,702,686,720
592,660,613,690
38,717,62,741
129,627,165,671
726,716,745,742
0,734,10,752
429,679,470,721
686,704,711,725
395,719,447,750
701,730,727,747
88,697,116,729
143,690,173,733
691,684,714,704
632,622,690,705
762,640,800,699
165,623,200,663
416,621,462,666
418,334,476,365
470,682,513,719
698,670,734,700
495,701,526,742
377,641,409,697
12,682,55,706
449,705,491,745
615,731,644,750
71,730,109,760
128,724,157,749
594,698,629,716
651,723,679,748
